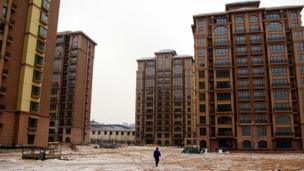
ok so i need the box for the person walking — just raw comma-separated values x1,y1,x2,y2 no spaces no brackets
153,147,161,167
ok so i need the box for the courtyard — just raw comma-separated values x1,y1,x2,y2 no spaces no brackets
0,146,304,170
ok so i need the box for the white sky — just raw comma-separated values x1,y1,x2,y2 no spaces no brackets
57,0,304,124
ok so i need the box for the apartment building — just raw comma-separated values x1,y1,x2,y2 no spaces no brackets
48,31,96,144
192,1,304,151
135,49,195,146
0,0,60,147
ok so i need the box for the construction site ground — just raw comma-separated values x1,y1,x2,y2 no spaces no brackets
0,145,304,170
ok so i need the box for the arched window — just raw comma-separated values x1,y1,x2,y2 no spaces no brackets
242,140,252,148
258,140,267,148
267,22,282,30
236,16,244,24
65,137,70,143
215,26,228,35
275,115,291,125
218,116,232,124
249,16,258,23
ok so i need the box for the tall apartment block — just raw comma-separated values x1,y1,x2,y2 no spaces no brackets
48,31,96,144
135,50,195,146
192,1,304,151
0,0,60,147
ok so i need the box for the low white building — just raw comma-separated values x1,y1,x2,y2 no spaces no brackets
90,121,135,144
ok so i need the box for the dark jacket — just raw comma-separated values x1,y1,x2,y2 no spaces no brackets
153,148,161,160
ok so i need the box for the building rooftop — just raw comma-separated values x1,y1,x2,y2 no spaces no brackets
225,1,260,11
90,121,134,131
57,31,98,45
154,49,177,55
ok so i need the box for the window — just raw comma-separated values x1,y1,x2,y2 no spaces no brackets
216,81,230,88
265,14,280,20
253,68,263,76
199,71,204,78
271,56,287,63
42,0,50,10
35,54,44,66
198,82,205,90
199,93,205,101
276,128,292,136
267,22,282,30
214,38,228,45
36,40,45,52
271,67,287,75
254,90,265,99
251,47,262,54
216,18,227,24
256,114,267,123
235,16,244,24
254,79,264,87
297,43,304,50
274,103,290,111
216,70,230,78
269,45,284,52
217,93,231,100
31,86,40,96
268,34,284,40
255,103,265,111
275,115,291,124
272,79,288,86
218,116,232,124
242,140,251,148
249,15,258,23
33,70,42,81
238,68,248,76
199,104,205,112
239,80,249,88
250,35,261,43
258,140,267,148
197,19,205,30
40,11,48,23
198,49,205,57
214,26,228,35
257,127,267,136
239,91,250,99
236,47,246,55
236,36,245,44
197,39,204,46
217,104,231,112
28,117,38,128
242,127,250,136
273,90,289,99
215,59,229,66
238,57,248,64
200,116,206,124
240,114,251,123
30,101,39,112
252,57,263,65
92,131,95,135
38,26,47,38
200,128,206,136
215,48,229,56
235,26,245,33
298,55,304,62
249,25,259,32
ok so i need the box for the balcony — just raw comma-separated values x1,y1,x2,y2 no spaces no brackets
9,19,15,27
11,3,17,12
28,126,37,132
255,119,267,123
270,58,288,64
4,52,10,61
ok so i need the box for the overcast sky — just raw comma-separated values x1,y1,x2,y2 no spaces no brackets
57,0,304,124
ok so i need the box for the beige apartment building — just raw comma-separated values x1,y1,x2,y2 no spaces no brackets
192,1,304,151
48,31,96,144
0,0,60,147
135,50,195,146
